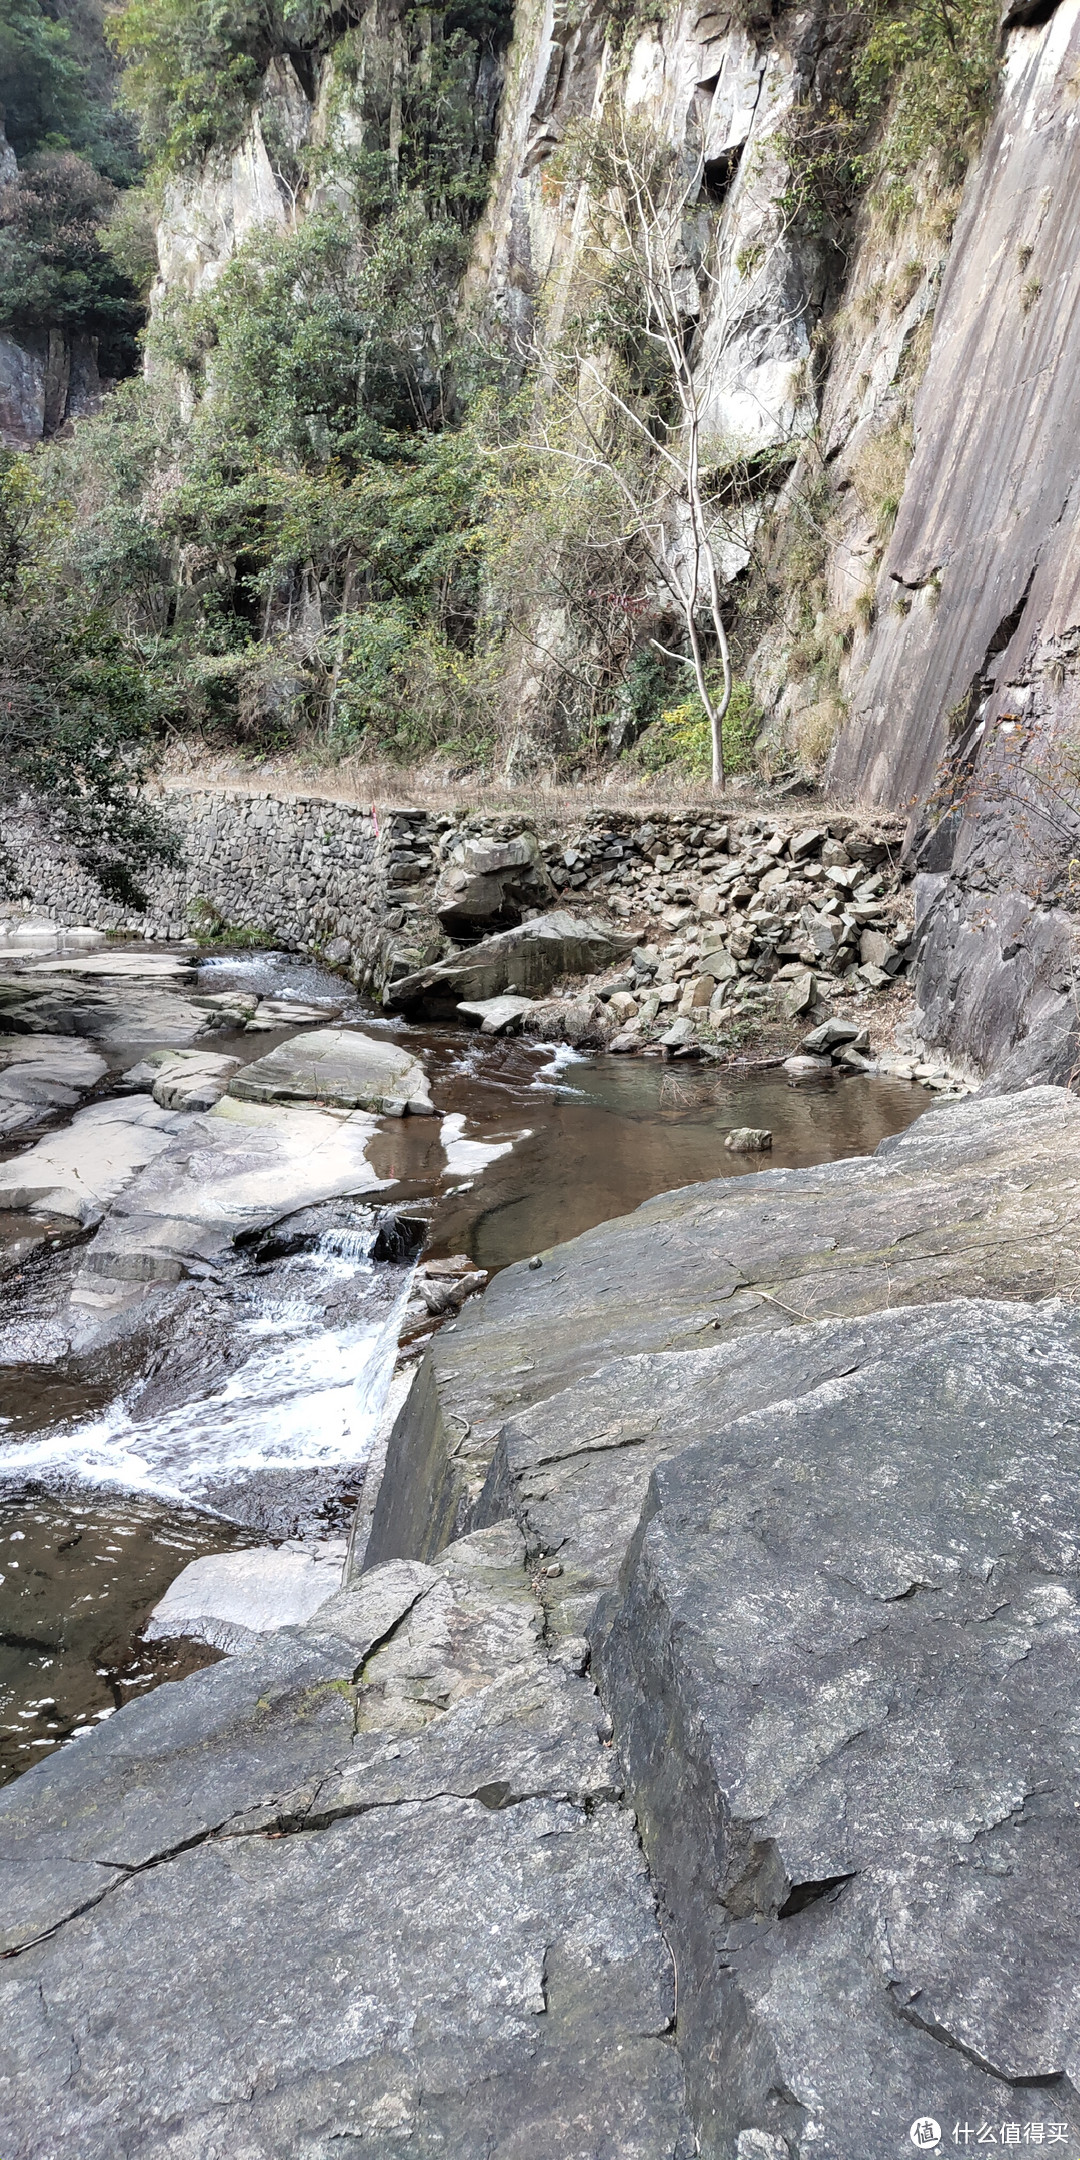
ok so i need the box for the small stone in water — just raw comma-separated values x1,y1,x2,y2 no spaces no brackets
724,1127,773,1153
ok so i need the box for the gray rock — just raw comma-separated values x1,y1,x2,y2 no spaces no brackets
0,1035,107,1136
435,829,556,931
859,927,900,971
782,1054,833,1083
596,1301,1080,2156
802,1019,861,1053
145,1540,348,1651
0,1525,690,2158
122,1047,243,1111
457,992,536,1034
68,1095,386,1317
383,1086,1080,1538
0,976,222,1045
725,1125,773,1151
229,1026,432,1114
387,911,636,1014
0,1096,181,1224
660,1016,698,1049
25,948,196,980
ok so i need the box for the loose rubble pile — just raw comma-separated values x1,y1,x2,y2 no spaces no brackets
411,811,918,1062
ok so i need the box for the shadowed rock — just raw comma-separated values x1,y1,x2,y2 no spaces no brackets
386,911,636,1015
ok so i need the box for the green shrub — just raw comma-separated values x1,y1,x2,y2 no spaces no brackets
633,677,763,779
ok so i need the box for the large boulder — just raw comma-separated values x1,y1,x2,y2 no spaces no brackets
434,829,556,931
387,911,637,1015
228,1027,433,1115
596,1301,1080,2155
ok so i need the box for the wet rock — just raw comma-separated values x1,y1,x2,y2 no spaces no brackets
0,976,222,1046
67,1096,386,1314
596,1301,1080,2156
435,830,556,931
0,1036,107,1137
724,1126,773,1152
146,1540,348,1652
229,1026,433,1115
25,948,196,981
243,995,342,1031
783,1054,833,1083
387,911,636,1015
0,1097,181,1225
404,1087,1080,1537
457,993,535,1035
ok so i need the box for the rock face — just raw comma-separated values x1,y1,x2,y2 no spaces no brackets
598,1299,1080,2154
387,910,637,1014
434,829,555,930
228,1025,434,1114
825,0,1080,1084
0,1524,690,2158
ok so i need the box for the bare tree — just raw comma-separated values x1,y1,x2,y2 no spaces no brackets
531,110,802,788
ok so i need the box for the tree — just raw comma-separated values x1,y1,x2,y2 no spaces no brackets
531,113,804,789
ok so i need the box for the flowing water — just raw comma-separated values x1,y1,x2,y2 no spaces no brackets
0,945,928,1782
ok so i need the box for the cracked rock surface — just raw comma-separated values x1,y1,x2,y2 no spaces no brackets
595,1300,1080,2157
427,1085,1080,1518
0,1524,691,2158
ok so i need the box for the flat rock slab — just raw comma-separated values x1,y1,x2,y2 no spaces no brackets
0,976,222,1045
387,910,636,1013
229,1026,433,1114
146,1541,348,1651
70,1096,388,1312
458,992,535,1034
596,1300,1080,2156
25,948,196,979
423,1086,1080,1518
0,1097,181,1225
0,1035,107,1136
0,1526,690,2158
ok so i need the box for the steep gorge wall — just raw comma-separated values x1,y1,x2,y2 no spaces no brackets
135,0,1080,1085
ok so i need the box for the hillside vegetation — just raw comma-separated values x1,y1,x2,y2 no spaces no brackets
0,0,1001,872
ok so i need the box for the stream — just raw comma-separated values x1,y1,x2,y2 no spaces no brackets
0,945,928,1783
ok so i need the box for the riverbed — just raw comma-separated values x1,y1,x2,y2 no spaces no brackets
0,945,927,1781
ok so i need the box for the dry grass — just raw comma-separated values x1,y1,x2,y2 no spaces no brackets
157,739,857,824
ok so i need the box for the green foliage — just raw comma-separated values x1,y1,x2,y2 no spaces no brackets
0,152,144,368
634,678,763,779
0,0,87,158
0,450,177,895
778,0,1001,234
111,0,273,172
